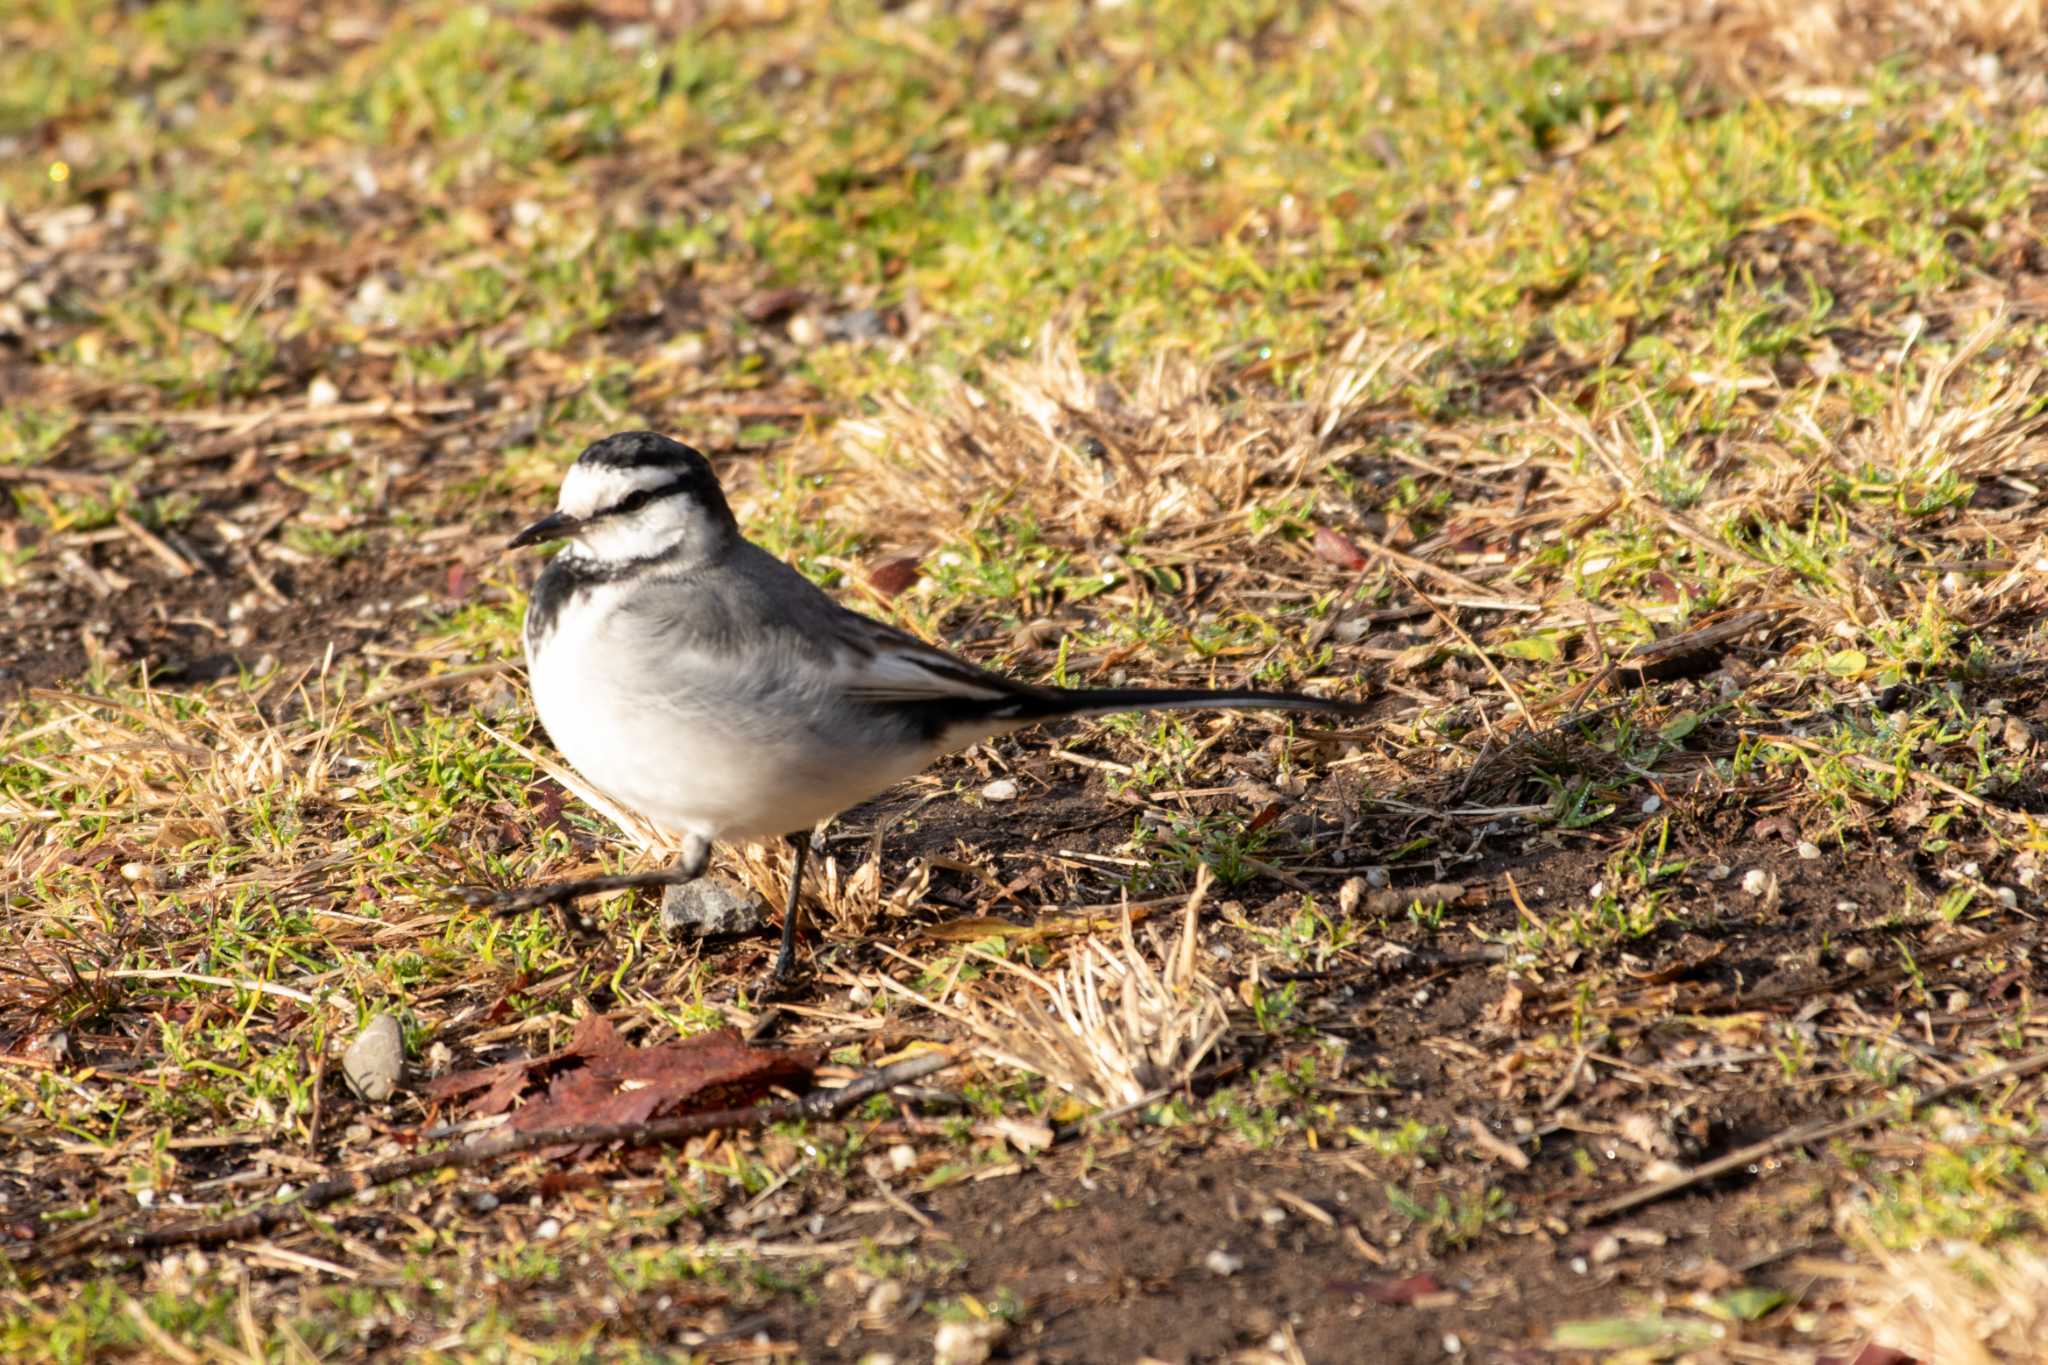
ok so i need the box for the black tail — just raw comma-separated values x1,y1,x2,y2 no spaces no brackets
1004,686,1366,724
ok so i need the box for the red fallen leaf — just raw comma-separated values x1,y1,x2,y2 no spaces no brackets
1327,1273,1449,1304
1751,814,1797,842
536,1168,608,1196
1314,525,1370,571
867,556,922,598
738,286,808,323
427,1015,816,1144
1817,1348,1919,1365
446,562,472,600
1245,802,1285,835
525,778,575,839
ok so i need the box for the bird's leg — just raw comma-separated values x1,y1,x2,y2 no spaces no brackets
772,830,821,979
461,834,711,916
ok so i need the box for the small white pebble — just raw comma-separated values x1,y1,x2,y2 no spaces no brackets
307,376,341,407
1796,840,1821,860
888,1144,916,1174
1443,1334,1463,1355
1995,886,2018,908
932,1320,1003,1365
1640,795,1661,815
1707,864,1731,882
1365,865,1390,889
1204,1248,1245,1276
1259,1206,1287,1227
979,778,1019,803
1741,868,1769,896
535,1217,561,1240
1835,899,1859,913
1961,861,1982,879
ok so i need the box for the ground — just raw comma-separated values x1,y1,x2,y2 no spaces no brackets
3,1,2048,1361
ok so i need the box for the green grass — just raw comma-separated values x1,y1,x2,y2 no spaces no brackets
5,0,2048,1359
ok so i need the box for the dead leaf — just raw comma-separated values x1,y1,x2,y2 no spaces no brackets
1313,524,1370,571
1892,794,1933,829
1751,815,1797,842
738,286,808,322
867,556,922,597
426,1015,816,1142
1327,1273,1452,1305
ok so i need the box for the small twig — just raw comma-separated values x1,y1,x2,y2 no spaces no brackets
1383,561,1533,738
98,969,325,1010
356,660,512,708
1746,729,2035,829
113,510,196,578
94,398,473,431
36,1049,962,1262
1582,1047,2048,1222
1338,526,1499,599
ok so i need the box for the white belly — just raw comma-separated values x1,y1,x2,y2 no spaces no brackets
525,604,939,842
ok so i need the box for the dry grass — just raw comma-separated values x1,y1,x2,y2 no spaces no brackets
1827,1243,2048,1364
886,869,1229,1110
831,326,1422,547
8,2,2048,1358
1582,0,2048,92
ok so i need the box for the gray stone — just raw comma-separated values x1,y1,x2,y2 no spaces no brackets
343,1013,404,1102
660,877,769,937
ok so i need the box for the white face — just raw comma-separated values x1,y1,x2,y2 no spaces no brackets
553,462,694,561
521,436,737,567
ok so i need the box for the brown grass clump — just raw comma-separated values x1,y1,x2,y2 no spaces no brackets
884,869,1229,1110
831,325,1418,545
1828,1244,2048,1364
1579,0,2048,94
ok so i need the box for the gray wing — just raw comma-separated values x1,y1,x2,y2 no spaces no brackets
620,542,1047,726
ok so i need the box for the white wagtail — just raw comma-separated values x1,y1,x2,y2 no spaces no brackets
472,431,1365,976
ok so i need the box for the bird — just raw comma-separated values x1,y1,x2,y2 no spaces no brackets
474,430,1366,977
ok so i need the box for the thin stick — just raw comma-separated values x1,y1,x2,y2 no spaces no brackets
1382,561,1533,736
98,969,325,1010
1582,1048,2048,1222
356,661,512,708
39,1049,962,1261
1747,729,2035,830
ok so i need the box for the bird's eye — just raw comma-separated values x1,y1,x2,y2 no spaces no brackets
617,488,653,514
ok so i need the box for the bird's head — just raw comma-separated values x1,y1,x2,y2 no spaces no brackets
510,432,737,566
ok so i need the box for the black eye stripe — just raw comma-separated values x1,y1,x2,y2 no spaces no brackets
597,476,693,521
